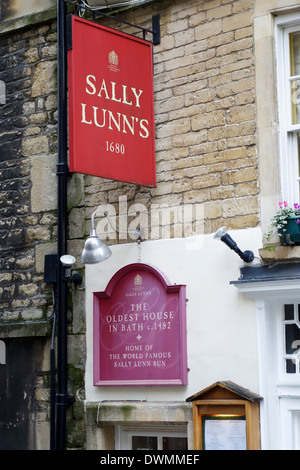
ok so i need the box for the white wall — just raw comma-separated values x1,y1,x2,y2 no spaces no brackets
84,227,262,402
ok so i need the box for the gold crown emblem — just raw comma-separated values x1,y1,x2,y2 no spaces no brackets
109,50,119,66
134,274,142,286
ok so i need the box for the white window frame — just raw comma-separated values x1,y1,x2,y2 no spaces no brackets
233,278,300,449
115,425,188,450
281,303,300,377
275,12,300,202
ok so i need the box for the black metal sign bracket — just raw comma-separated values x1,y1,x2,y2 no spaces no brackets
64,0,161,45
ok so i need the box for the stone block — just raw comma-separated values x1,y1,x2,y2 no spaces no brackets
69,207,85,239
31,153,57,212
259,246,300,262
221,167,257,185
192,110,225,131
195,19,222,40
31,61,57,97
223,11,253,32
35,242,57,273
22,136,49,156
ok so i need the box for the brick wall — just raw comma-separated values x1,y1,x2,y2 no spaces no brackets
0,20,58,321
0,0,259,327
85,0,259,242
0,0,258,318
0,15,87,448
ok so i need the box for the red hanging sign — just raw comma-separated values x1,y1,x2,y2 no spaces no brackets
93,264,188,386
68,16,156,186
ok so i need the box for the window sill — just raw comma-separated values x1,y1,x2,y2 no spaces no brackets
259,245,300,262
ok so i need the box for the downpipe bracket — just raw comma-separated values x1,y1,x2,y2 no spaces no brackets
56,393,75,406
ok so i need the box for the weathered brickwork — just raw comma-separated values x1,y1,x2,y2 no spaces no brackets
0,20,58,320
0,18,86,449
85,0,258,241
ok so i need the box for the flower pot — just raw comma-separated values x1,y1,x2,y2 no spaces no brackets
278,216,300,245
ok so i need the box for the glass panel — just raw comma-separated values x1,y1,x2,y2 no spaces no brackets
286,359,296,374
285,323,300,354
290,32,300,76
284,304,294,321
290,31,300,77
132,436,157,450
290,32,300,124
163,437,187,450
290,80,300,124
283,304,300,374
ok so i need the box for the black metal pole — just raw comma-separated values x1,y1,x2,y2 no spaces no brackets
50,345,56,449
56,0,69,451
53,0,160,451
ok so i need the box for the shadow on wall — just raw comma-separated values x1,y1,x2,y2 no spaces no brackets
0,337,45,450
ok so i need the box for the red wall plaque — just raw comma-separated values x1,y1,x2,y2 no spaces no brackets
68,16,156,187
93,264,187,386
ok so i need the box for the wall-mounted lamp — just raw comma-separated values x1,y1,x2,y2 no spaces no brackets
44,253,83,284
81,209,142,264
60,255,83,284
81,210,112,264
214,226,254,263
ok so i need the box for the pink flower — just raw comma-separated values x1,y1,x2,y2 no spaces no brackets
279,202,283,208
284,201,288,207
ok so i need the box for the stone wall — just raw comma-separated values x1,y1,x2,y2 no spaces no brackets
0,19,58,321
0,15,86,449
85,0,259,244
0,0,259,326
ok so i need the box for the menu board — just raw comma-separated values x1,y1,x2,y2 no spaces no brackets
203,417,247,450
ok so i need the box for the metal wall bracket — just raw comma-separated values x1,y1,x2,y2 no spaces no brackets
152,14,160,46
44,254,58,284
64,0,161,45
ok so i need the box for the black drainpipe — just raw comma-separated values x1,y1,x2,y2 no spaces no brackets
53,1,160,450
55,0,70,451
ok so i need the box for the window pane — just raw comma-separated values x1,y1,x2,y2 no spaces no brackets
286,359,296,374
284,304,294,320
132,436,157,450
290,32,300,76
285,323,300,354
290,80,300,124
163,437,187,450
290,32,300,124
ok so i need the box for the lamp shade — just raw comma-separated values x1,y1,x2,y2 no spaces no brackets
81,229,112,264
60,254,76,267
214,226,227,240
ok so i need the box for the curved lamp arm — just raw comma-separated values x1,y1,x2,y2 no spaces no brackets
214,226,254,263
92,209,141,239
82,209,141,264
